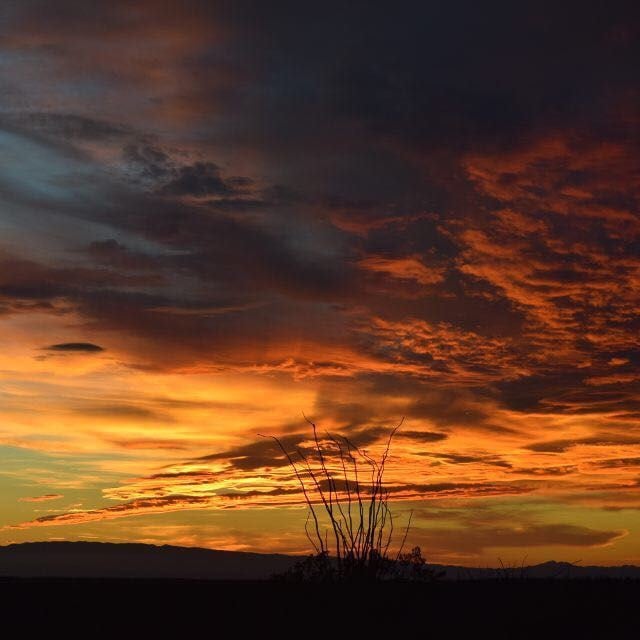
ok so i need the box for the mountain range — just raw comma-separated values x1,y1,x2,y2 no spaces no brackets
1,542,639,580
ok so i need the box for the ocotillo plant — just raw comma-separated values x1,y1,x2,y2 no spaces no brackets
264,416,412,581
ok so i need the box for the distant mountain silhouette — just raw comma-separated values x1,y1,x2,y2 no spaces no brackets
435,559,640,580
2,542,639,580
0,541,297,580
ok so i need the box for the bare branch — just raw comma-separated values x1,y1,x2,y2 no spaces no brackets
266,416,420,582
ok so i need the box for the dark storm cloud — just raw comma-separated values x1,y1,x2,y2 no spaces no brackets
3,112,130,141
0,253,163,303
122,143,172,180
0,0,636,416
159,162,250,197
86,240,160,271
5,1,639,173
208,0,640,193
0,127,357,366
81,187,356,306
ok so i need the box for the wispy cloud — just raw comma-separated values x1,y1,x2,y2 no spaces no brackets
18,494,64,503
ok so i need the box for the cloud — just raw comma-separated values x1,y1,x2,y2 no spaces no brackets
7,478,533,531
107,438,188,451
525,435,640,454
421,452,512,469
86,240,160,272
591,458,640,470
0,1,639,559
4,112,130,142
358,255,444,286
122,143,172,180
509,466,578,477
340,425,447,447
76,403,172,422
197,433,310,471
160,162,251,198
0,251,162,307
416,524,627,555
397,430,448,444
44,343,104,353
18,494,64,503
7,495,213,529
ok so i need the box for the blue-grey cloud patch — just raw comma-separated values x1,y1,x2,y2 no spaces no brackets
159,162,251,198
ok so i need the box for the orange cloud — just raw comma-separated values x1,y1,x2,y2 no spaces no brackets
358,255,444,286
18,494,64,503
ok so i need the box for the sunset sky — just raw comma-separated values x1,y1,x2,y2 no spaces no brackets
1,1,639,566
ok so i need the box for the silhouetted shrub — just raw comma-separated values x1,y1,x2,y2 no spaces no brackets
274,545,443,583
266,418,442,582
393,546,445,582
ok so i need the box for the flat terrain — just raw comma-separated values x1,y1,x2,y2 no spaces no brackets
2,577,638,637
2,543,638,637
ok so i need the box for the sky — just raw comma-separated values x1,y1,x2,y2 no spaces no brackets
0,0,639,566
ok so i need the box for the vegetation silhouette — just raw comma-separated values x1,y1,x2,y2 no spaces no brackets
263,416,443,583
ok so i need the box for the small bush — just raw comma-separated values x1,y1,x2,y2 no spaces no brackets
275,545,443,583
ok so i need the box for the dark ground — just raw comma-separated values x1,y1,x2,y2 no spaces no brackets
2,578,638,637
